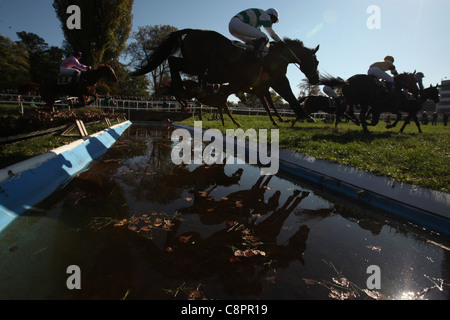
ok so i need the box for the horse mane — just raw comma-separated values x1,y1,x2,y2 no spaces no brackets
272,38,315,52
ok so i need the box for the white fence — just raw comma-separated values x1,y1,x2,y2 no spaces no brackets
0,93,301,118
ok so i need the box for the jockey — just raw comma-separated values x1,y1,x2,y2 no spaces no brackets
229,8,283,56
323,85,346,111
60,51,90,83
415,72,425,90
368,56,398,92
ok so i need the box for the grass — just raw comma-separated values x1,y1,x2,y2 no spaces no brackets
177,113,450,193
0,119,123,169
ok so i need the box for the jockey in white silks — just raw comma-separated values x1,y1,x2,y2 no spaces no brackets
229,8,283,56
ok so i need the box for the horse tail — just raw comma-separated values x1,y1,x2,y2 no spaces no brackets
318,75,347,88
132,29,194,76
18,81,40,95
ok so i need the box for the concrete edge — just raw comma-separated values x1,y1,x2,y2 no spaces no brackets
173,123,450,236
0,121,132,232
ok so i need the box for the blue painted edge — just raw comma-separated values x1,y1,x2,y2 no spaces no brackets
0,121,132,233
173,123,450,237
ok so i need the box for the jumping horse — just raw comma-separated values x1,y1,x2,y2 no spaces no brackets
369,84,440,133
319,72,419,133
19,64,118,111
132,29,320,126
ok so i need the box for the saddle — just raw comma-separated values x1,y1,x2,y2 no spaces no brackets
57,74,74,85
231,40,270,57
370,76,389,91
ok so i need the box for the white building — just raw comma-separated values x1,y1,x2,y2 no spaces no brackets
437,79,450,113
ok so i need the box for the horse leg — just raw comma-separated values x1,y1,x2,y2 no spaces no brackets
386,111,402,129
223,102,241,127
257,94,277,126
168,56,191,95
264,90,287,123
400,114,411,133
270,76,314,122
411,113,422,133
359,105,370,133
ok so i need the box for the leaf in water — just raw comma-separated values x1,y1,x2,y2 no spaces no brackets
128,225,137,231
114,219,128,227
362,289,390,300
244,249,254,258
332,277,350,287
207,208,215,212
165,247,174,253
235,201,243,208
303,278,316,286
229,256,241,263
188,289,202,300
329,288,353,300
140,225,152,232
184,197,192,201
179,235,192,243
234,250,244,257
366,245,382,252
154,218,163,227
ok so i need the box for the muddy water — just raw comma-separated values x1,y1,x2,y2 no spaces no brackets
0,123,449,300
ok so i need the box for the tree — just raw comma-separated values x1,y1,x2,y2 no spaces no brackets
126,25,178,97
0,35,30,90
16,32,64,83
53,0,134,65
298,79,321,98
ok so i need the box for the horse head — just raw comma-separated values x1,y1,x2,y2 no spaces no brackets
395,72,419,96
422,85,440,103
274,39,320,85
93,64,118,83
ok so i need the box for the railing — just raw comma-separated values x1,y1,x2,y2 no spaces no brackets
1,93,380,121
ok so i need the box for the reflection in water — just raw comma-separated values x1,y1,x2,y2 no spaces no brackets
0,124,449,300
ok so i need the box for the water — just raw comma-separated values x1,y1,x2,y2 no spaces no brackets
0,123,449,300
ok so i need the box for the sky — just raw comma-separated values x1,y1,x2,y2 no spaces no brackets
1,0,449,99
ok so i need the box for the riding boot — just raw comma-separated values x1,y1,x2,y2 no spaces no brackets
72,72,80,84
252,37,269,57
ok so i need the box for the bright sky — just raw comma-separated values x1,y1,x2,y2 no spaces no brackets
1,0,449,98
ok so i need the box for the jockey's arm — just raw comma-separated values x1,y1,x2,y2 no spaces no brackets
390,66,398,77
263,26,282,42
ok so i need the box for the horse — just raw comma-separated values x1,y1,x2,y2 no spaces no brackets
371,84,440,133
161,79,242,127
20,64,118,111
399,85,440,133
293,95,360,129
319,72,419,133
132,29,320,125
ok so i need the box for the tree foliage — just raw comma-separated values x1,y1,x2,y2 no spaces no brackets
16,32,65,83
0,35,30,90
126,25,178,97
53,0,134,65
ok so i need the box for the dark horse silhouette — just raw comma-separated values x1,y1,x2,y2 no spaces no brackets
319,72,419,133
19,64,118,111
294,95,360,129
132,29,320,125
369,84,440,133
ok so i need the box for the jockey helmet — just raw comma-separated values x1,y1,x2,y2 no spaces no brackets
73,51,82,57
416,72,424,78
266,8,279,23
384,56,394,63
